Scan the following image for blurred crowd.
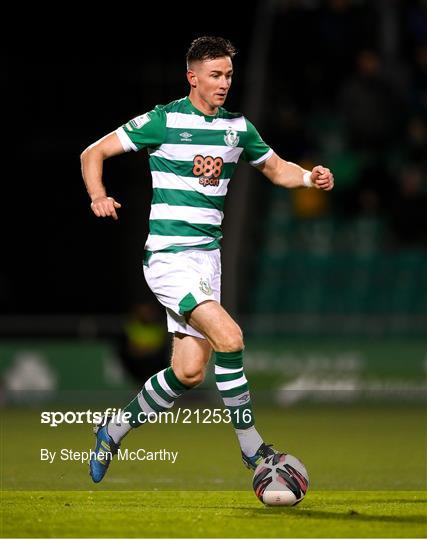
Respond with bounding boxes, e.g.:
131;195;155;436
267;0;427;249
4;0;426;319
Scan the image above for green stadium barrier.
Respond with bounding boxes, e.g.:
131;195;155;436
240;337;427;404
0;340;132;404
0;338;425;404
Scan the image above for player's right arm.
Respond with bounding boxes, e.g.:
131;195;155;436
80;132;125;220
81;106;167;220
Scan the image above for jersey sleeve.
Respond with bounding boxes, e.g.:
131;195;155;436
240;119;273;166
115;105;166;152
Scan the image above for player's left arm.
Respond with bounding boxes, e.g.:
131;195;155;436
256;152;334;191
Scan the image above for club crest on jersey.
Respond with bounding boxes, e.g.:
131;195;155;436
199;277;213;296
224;128;239;147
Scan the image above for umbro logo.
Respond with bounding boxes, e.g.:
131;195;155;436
180;132;192;141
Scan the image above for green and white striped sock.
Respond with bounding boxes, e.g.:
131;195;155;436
107;367;189;443
215;350;263;457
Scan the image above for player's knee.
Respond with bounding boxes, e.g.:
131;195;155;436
215;327;244;352
178;366;205;387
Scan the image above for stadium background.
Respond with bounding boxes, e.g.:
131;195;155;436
2;1;427;537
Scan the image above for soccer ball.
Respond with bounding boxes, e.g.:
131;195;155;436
253;453;309;506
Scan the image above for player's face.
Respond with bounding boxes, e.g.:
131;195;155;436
187;56;233;113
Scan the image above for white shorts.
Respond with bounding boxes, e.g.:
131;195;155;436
143;249;221;339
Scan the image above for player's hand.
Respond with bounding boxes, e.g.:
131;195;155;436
310;166;334;191
90;196;122;220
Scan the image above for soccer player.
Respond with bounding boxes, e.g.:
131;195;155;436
81;36;334;483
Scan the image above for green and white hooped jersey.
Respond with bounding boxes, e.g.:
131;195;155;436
116;97;273;255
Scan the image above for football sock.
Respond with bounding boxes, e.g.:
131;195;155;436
215;350;263;457
107;366;190;444
236;426;264;457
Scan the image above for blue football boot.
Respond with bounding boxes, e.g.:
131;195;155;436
89;420;120;483
242;442;277;470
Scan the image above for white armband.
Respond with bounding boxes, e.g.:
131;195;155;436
303;171;313;188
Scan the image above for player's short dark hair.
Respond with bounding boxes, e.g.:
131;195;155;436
186;36;237;67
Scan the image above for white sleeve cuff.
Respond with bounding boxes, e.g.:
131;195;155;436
249;148;273;166
115;127;138;152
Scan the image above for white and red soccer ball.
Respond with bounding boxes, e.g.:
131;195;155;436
253;453;309;506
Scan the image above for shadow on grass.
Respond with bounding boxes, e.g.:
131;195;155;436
235;507;427;525
359;499;427;504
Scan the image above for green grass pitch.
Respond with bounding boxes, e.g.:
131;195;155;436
1;405;426;537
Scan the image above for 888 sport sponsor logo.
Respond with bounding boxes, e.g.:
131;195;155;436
192;155;223;187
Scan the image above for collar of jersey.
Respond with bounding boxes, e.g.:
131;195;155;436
184;96;222;123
